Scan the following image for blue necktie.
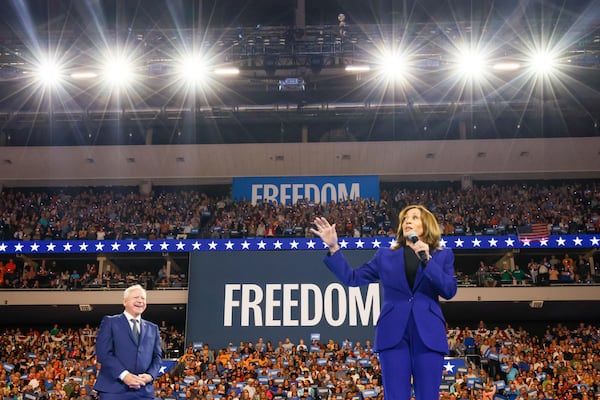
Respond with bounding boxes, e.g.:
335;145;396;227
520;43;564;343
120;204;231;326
131;319;140;343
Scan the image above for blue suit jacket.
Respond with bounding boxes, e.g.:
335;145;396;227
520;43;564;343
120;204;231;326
94;313;162;398
324;246;457;353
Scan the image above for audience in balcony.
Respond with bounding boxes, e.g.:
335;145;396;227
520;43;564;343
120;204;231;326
0;181;598;243
0;180;599;290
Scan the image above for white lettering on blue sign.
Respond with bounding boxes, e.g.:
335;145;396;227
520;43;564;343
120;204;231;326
250;182;361;204
223;283;380;327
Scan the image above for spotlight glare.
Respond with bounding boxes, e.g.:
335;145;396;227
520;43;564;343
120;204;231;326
345;65;371;72
529;51;558;74
379;52;409;80
70;71;98;80
35;60;63;86
101;52;136;87
214;67;240;76
492;62;521;71
177;55;208;83
456;50;486;78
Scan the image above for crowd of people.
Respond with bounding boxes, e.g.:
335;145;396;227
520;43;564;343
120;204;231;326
0;180;599;290
0;322;185;400
0;181;598;243
1;321;599;400
471;254;598;288
0;258;184;290
0;249;597;291
0;181;599;398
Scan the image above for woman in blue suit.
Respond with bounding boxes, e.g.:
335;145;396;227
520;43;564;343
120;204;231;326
311;204;457;400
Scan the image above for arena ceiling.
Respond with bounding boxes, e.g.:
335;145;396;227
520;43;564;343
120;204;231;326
0;1;599;145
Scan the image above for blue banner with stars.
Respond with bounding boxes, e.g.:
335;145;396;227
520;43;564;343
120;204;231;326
0;234;598;254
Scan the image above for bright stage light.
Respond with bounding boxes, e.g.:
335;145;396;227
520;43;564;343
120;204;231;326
492;61;521;71
214;67;240;76
101;52;136;87
34;59;64;86
455;49;487;79
177;55;208;84
70;71;98;80
379;53;409;80
345;65;371;72
528;50;558;74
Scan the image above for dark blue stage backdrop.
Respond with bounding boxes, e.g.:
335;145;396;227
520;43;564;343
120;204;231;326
186;249;380;349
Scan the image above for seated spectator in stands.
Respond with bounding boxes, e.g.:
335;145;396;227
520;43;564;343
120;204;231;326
538;258;550;285
560;264;574;282
511;265;528;285
4;258;17;285
0;261;5;288
548;266;560;282
500;264;513;285
69;270;81;290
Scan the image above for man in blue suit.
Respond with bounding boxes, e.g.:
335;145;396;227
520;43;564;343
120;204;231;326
94;284;162;399
312;205;457;400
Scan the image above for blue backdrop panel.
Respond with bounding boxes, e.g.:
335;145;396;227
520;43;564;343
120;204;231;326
186;249;378;348
232;175;380;204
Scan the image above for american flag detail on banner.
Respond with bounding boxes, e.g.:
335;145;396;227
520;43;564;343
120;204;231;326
517;223;549;242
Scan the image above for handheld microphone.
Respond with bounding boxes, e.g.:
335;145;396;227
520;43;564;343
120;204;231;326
407;231;429;264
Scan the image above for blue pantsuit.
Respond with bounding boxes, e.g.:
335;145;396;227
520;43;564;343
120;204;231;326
323;246;457;399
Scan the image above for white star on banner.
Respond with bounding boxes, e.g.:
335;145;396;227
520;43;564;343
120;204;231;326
356;239;365;248
322;241;329;248
208;241;218;250
556;237;566;246
521;239;531;247
573;237;583;246
290;240;299;249
488;238;498;247
127;242;136;251
79;242;89;251
241;241;250;250
372;239;381;248
505;238;515;247
192;241;201;250
225;241;234;250
144;242;153;250
160;242;169;250
110;242;120;251
540;239;548;246
472;238;481;247
14;243;24;252
306;240;316;249
273;240;283;249
176;242;185;250
591;237;600;246
340;240;348;249
46;243;56;252
439;238;447;248
64;243;73;251
454;238;464;248
443;361;455;373
30;243;40;252
95;242;105;251
257;240;267;249
388;239;397;248
0;243;6;252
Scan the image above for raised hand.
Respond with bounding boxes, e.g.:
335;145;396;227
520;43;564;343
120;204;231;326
310;217;339;252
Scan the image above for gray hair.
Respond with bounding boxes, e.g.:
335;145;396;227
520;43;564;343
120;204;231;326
123;284;146;299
